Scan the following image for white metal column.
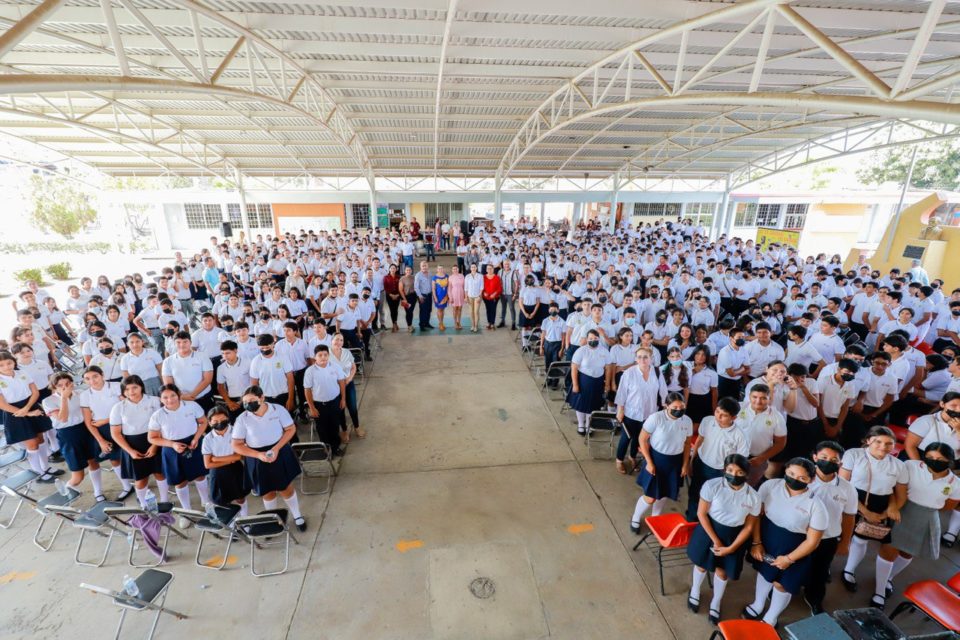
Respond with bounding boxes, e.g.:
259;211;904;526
369;191;378;230
493;176;503;225
518;201;525;222
567;202;582;242
716;176;731;240
540;201;546;229
608;173;621;234
234;166;252;239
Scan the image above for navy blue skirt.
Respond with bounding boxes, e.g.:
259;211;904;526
96;423;121;462
637;449;683;500
56;423;101;472
244;443;300;496
518;304;537;328
751;517;812;594
567;372;605;413
686;392;713;424
210;461;251;505
160;435;207;485
119;432;161;481
687;517;748;579
1;397;51;445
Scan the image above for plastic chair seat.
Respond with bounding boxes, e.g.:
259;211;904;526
196;504;241;532
37;490;79;510
297;445;330;463
75;501;123;528
888;425;910;443
242;521;285;537
903;580;960;631
714;620;780;640
947;572;960;593
115;569;173;610
1;469;39;490
0;448;26;469
646;513;697;548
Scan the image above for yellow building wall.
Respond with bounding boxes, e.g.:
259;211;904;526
797;202;866;258
409;202;426;225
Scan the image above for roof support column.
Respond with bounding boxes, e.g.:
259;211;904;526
882;145;918;261
494;176;503;227
540;201;546;230
0;0;65;60
608;172;621;234
713;175;730;241
234;165;252;240
567;202;582;243
369;189;379;230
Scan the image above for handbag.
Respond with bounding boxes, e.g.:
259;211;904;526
853;457;892;541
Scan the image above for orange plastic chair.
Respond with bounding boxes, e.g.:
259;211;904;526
710;620;779;640
947;572;960;594
890;580;960;632
631;513;698;595
915;341;933;355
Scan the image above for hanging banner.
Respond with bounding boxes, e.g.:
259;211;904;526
755;227;800;251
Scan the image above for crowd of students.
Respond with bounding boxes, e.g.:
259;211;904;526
2;215;959;626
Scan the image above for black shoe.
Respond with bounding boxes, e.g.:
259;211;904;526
709;608;721;625
741;606;762;621
45;467;65;477
841;571;858;593
629;521;641;534
116;487;135;501
870;595;885;611
36;473;56;484
294;516;306;532
577;427;586;435
49;452;64;463
497;322;505;328
803;593;824;616
511;324;517;331
943;533;958;549
885;582;893;599
364;353;372;361
687;595;700;614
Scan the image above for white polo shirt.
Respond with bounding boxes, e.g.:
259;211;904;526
109;395;162;436
736;406;787;456
162;352;213;398
614;366;660;422
908;413;960;453
903;459;960;509
248;354;292;396
303;362;346;402
79;383;122;421
701;477;761;527
816;372;859;419
787;377;820;422
744;341;786;378
758;479;829;534
201;425;236;457
0;372;33;404
232;403;294;448
841;448;907;496
275;337;311;371
858;368;899;408
42;393;84;429
216;357;252;398
147;400;204;440
120;349;164;381
191;328;222;359
810;474;859;539
642;410;693;456
716;345;747;380
697;417;750;470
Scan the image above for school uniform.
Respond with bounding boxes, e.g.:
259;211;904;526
842;448;908;543
686;417;750;521
42;393;97;472
303;362;347;454
687;366;718;424
687;477;761;579
891;460;960;559
79;383;122;462
147;401;206;485
89;353;123;383
161;352;214;412
805;474;859;606
109;396;162;480
233;404;300;495
201;425;251;505
816;372;860;449
907;413;960;453
851;368;899;443
120;348;164;396
636;410;693;501
716;345;747;400
745;341;786;378
615;366;660;462
540;315;565;376
216;357;252;419
0;372;51;444
249;353;293;406
567;344;611;414
736;406;787;484
780;377;821;461
752;479;829;594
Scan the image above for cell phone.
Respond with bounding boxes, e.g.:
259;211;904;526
763;553;777;564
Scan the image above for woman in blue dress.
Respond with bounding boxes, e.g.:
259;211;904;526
432;265;450;332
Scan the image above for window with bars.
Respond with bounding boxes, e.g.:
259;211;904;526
223;203;274;228
632;202;666;217
424;203;464;226
782;203;809;230
184;203;222;229
733;203;757;227
351;204;370;228
226;203;243;225
755;203;781;227
685;202;716;226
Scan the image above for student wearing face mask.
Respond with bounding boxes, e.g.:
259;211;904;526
539;302;565;378
89;337;123;383
743;458;827;626
201;404;251;517
803;441;858;614
568;329;612;435
630;393;692;532
686;397;749;523
815;358;860;449
686;453;759;625
716;328;750;401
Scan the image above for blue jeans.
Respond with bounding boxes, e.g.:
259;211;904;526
402;255;414;270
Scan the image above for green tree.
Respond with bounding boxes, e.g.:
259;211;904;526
28;175;99;238
857;141;960;189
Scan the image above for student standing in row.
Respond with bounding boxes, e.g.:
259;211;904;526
109;375;167;507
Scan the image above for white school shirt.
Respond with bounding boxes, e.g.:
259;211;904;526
79;383;122;421
758;479;829;534
858;368;899;408
787;377;820;421
17;359;53;390
191;328;222;360
736;406;787;456
807;332;845;365
744;377;790;416
147;401;204;441
120;349;164;381
42;393;85;429
275;338;311;372
908;413;960;453
809;475;859;539
303;363;346;402
571;344;611;379
642;410;693;456
109;395;162;436
879;319;917;343
232;403;294;448
784;340;823;370
201;425;236;457
216;357;252;398
700;477;761;527
888;356;914;392
903;459;960;509
331;348;355;378
688;366;718;396
337;306;362;331
248;353;293;396
609;344;637;368
841;448;907;495
920;368;951;401
161;352;213;398
89;353;123;381
744;341;785;378
697;417;750;470
716;345;747;380
234;337;260;361
615;367;660;422
815;372;859;419
540;316;565;342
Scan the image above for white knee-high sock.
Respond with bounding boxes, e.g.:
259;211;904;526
135;486;147;507
175;485;191;510
44;430;59;452
38;442;51;466
947;511;960;538
576;411;587;431
112;465;132;490
875;558;894;598
710;576;728;613
632;498;652;526
89;468;103;496
156;479;169;503
748;574;774;614
194;478;210;505
26;449;45;474
763;589;792;626
890;555;912;581
690;568;707;600
651;497;668;516
282;491;302;520
844;537;868;577
238;500;249;517
262;496;278;511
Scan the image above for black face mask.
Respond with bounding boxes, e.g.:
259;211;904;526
362;294;370;300
925;457;951;473
841;373;856;382
735;338;746;347
946;409;960;419
99;347;114;355
784;476;808;491
669;408;684;418
210;421;229;432
724;473;747;487
260;349;273;357
599;297;607;303
952;310;960;317
90;330;105;338
587;339;600;348
164;329;175;337
261;314;271;321
549;310;558;317
816;459;840;475
161;308;173;314
242;401;260;413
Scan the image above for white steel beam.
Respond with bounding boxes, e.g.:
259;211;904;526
890;0;946;98
97;0;128;75
433;0;458;176
0;0;64;60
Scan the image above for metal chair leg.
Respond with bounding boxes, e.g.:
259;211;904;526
145;587;169;640
0;493;24;529
195;529;235;570
76;527;115;567
889;601;913;621
632;531;651;552
658;546;665;596
113;607;127;640
128;526;172;568
33;513;65;551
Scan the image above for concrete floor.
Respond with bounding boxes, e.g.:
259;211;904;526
1;256;959;639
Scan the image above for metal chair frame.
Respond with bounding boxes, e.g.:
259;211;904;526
172;505;241;571
234;510;299;577
292;442;337;495
1;483;81;551
541;361;571;402
105;505;189;567
79;569;187;640
585;411;622;460
0;468;40;529
45;501;127;567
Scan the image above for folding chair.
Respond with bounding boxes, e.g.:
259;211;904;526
709;620;779;640
79;569;187;640
234;509;299;577
349;347;365;377
1;483;81;551
585;411;621;460
370;326;385;354
541;361;571;401
0;468;40;529
292;442;336;495
0;447;27;479
45;500;126;567
172;505;241;570
105;504;188;568
890;580;960;632
631;513;698;595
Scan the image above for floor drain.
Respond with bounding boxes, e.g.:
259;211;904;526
469;577;496;599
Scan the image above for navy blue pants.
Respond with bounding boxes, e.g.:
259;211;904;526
418;295;433;329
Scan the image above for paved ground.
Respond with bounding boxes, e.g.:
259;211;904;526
0;254;958;639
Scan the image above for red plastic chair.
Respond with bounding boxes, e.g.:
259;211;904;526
947;572;960;594
888;425;910;443
915;342;933;355
890;580;960;632
631;513;698;595
710;620;779;640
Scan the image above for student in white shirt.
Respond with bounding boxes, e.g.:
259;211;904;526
686;453;760;625
201;405;251;517
161;331;215;414
80;366;132;500
615;347;660;474
716;328;750;400
736;383;787;486
568;329;612;435
304;344;348;455
686;397;749;522
120;332;164;396
784;325;827;376
847;352;898;446
816;358;861;449
249;333;295;410
903;391;960;461
43;372;100;493
1;351;58;481
216;340;252;420
109;375;166;506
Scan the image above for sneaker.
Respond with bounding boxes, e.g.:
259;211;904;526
803;593;824;616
